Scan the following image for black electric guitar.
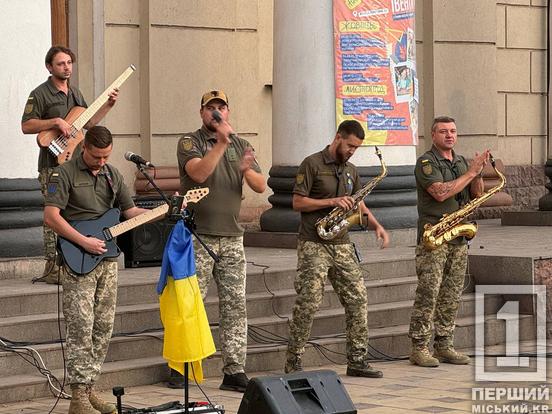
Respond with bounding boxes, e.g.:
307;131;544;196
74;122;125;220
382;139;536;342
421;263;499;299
58;188;208;275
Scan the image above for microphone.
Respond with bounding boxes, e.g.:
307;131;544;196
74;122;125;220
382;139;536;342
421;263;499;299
124;151;155;168
212;110;238;140
212;110;223;123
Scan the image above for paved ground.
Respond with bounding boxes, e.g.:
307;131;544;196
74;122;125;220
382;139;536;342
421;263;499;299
1;340;550;413
243;219;552;271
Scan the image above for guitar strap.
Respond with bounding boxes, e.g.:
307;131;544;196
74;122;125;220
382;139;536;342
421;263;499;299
102;165;117;207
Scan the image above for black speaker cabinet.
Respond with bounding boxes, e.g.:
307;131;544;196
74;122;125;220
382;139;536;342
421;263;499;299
118;197;175;268
237;370;357;414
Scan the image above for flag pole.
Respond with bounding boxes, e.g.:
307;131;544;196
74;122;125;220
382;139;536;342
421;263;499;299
184;362;189;414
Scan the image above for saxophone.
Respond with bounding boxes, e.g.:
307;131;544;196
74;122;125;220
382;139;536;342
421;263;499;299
422;155;506;250
316;147;387;240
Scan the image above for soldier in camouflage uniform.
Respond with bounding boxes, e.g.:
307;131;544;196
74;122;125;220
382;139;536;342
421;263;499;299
175;90;266;392
285;120;389;378
44;126;150;414
409;116;489;367
21;46;119;284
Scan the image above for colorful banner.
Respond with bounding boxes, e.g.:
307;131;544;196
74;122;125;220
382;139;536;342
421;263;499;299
334;0;417;145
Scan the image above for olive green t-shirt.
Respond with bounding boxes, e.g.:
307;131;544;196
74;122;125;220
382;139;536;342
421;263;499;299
22;77;87;171
293;146;362;245
44;154;134;221
415;146;470;245
177;126;262;236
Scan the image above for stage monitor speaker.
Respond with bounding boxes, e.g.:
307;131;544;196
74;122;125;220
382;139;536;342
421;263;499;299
237;370;356;414
118;197;175;268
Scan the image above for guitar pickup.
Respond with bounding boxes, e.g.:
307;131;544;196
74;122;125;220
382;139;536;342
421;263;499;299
103;228;114;241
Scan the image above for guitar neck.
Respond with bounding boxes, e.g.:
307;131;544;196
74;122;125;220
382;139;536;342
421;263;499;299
109;203;168;238
72;65;136;131
107;189;207;239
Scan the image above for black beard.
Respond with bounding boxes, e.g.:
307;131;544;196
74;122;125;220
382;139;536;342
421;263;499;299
336;153;348;164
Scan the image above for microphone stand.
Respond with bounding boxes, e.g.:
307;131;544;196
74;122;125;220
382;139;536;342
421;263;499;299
136;164;171;204
133;164;220;262
133;163;221;413
181;210;220;263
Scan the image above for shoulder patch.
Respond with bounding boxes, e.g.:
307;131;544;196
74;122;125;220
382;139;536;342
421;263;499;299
296;174;304;185
24;103;33;114
47;183;57;194
181;137;193;151
422;163;432;175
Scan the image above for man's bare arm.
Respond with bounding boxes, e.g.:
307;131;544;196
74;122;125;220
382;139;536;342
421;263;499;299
426;151;489;202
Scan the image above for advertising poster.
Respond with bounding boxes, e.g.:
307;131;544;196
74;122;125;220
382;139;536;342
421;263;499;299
334;0;417;145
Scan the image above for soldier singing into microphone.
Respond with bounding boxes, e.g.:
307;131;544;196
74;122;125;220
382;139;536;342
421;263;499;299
174;90;266;392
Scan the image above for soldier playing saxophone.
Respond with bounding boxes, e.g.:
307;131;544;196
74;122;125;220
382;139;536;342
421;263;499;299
284;120;389;378
409;116;489;367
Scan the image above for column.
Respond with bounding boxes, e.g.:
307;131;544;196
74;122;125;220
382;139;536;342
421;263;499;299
261;0;418;232
538;3;552;211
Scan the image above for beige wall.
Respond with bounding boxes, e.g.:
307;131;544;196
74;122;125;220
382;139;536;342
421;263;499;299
72;0;274;218
416;0;547;167
69;0;547;221
497;1;547;166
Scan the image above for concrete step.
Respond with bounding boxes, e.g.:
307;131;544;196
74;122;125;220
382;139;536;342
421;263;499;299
236;275;420;323
0;313;535;405
0;247;415;285
1;289;497;345
0;257;44;281
244;313;537;374
0;291;504;378
0;302;163;343
244;227;417;249
0;254;415;315
0;332;165;377
242;293;505;346
0;273;161;318
0;267;421;320
243;254;416;295
0;356;169;405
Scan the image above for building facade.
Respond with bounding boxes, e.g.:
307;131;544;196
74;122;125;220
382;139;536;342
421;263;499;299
0;0;550;255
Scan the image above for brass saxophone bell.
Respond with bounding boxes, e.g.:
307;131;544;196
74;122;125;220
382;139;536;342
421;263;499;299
345;206;367;229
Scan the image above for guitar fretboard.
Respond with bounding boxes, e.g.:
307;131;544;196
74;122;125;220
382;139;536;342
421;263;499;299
72;65;136;131
109;204;168;238
108;190;207;239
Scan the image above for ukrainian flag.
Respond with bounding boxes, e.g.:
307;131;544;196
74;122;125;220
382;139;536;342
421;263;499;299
157;220;215;382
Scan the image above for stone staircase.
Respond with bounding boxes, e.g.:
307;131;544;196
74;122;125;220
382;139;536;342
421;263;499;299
0;249;536;404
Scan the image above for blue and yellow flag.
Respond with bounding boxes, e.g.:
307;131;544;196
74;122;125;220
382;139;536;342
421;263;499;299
157;220;215;382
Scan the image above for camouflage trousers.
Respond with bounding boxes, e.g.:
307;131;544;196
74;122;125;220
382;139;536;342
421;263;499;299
193;235;247;375
409;243;468;348
62;261;118;385
287;240;369;365
38;168;57;261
